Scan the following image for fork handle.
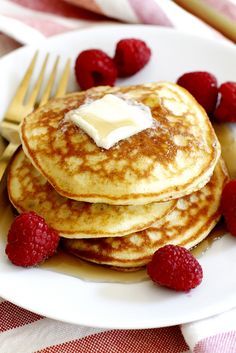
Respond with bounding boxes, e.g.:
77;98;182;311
0;143;19;181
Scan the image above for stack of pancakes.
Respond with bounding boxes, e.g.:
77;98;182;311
7;82;228;270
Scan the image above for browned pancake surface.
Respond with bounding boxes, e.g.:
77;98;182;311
21;82;220;205
8;149;175;238
63;159;228;268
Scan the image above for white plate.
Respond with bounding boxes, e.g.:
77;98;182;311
0;25;236;329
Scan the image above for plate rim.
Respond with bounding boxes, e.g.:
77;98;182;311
0;24;235;65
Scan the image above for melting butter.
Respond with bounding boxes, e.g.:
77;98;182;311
65;94;153;149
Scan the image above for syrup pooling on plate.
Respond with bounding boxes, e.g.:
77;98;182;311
191;220;226;257
41;249;148;283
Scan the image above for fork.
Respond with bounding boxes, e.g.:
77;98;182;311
0;52;70;182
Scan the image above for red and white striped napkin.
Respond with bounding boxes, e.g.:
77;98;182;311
0;1;236;352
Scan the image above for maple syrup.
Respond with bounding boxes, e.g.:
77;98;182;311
41;250;148;283
213;123;236;178
191;221;226;257
0;136;6;156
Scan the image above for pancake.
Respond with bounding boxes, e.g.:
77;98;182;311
63;159;228;268
7;148;175;238
20;82;220;205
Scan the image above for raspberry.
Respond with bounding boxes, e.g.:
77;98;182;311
75;49;117;90
214;82;236;122
177;71;218;115
5;212;59;267
221;180;236;235
147;245;203;291
114;38;151;77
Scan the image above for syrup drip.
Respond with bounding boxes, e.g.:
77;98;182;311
0;136;6;156
213;123;236;178
191;221;226;257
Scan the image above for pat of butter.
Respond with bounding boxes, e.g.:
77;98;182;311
65;94;153;149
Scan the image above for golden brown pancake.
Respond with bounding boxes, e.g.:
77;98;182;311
7;149;175;238
20;82;220;205
63;159;228;268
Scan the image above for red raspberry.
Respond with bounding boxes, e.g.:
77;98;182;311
214;82;236;122
221;180;236;235
147;245;203;291
75;49;117;90
5;212;59;267
114;38;151;77
177;71;218;115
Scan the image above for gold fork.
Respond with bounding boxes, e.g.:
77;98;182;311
0;52;71;181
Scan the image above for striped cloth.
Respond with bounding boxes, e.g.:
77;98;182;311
0;1;236;352
0;0;231;48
